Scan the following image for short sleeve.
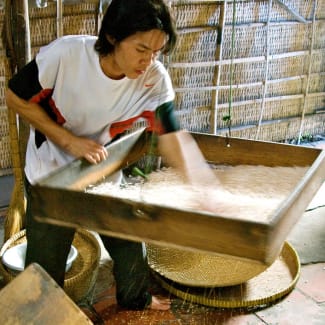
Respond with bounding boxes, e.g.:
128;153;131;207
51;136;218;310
35;37;67;89
8;59;42;100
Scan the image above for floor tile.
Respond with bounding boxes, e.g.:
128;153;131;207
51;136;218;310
288;207;325;264
297;263;325;303
93;287;117;313
171;300;265;325
316;303;325;324
255;289;323;325
99;305;178;325
92;286;178;324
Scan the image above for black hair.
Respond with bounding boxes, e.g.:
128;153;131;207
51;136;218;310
94;0;177;56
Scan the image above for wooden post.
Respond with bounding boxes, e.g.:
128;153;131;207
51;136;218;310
255;0;273;140
297;0;318;144
57;0;63;38
9;0;31;168
210;2;226;135
4;0;31;239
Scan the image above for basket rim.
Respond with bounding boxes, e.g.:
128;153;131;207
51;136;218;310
152;241;300;308
0;228;101;302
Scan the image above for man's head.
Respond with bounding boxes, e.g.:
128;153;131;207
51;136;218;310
95;0;177;56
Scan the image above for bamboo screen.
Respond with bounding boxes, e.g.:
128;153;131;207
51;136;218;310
168;0;325;142
0;0;324;176
0;7;11;175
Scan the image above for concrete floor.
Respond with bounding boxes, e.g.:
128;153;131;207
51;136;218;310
0;140;324;324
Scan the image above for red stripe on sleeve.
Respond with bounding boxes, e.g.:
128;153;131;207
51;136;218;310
109;110;163;138
29;88;66;125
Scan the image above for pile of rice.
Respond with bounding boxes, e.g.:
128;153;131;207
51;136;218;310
86;165;308;222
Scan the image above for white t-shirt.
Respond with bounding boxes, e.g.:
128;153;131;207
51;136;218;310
25;35;174;184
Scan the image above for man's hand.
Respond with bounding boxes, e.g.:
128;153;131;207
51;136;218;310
65;135;108;164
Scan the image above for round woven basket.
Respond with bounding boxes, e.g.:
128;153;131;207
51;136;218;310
151;241;300;308
0;229;100;303
146;243;269;287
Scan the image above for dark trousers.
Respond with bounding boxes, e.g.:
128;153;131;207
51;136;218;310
24;178;151;309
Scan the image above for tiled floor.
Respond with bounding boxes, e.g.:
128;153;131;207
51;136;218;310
79;262;325;324
80;247;324;325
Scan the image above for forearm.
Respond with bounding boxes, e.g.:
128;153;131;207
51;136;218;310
6;88;108;164
6;88;73;151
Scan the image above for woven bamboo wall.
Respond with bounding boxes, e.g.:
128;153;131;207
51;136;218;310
168;0;325;142
0;0;324;176
0;8;11;175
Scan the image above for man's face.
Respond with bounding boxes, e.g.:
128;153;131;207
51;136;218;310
109;29;167;79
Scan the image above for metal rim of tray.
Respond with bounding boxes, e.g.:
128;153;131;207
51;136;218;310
151;241;300;308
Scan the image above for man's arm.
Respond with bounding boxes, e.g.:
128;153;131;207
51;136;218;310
6;61;107;164
156;102;220;186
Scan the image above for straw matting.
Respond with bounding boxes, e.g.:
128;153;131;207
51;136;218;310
146;243;268;287
0;228;100;303
152;241;300;308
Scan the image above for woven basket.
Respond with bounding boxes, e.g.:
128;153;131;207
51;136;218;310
152;241;300;308
146;243;268;287
0;228;100;303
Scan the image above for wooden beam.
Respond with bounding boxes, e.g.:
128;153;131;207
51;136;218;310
274;0;308;24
